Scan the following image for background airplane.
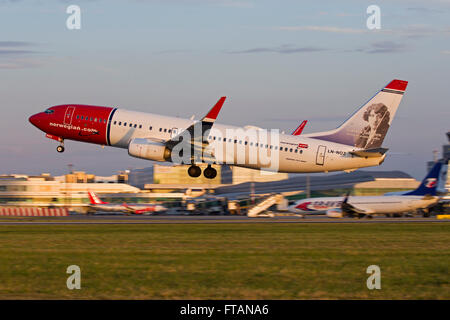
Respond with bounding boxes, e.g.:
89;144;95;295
87;191;167;215
29;80;408;178
288;161;444;218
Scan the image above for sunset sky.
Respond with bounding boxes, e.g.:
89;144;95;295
1;0;449;179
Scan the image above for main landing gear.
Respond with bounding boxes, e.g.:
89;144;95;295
187;164;217;179
188;165;202;178
203;165;217;179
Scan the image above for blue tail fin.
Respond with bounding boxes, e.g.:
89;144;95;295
404;162;443;196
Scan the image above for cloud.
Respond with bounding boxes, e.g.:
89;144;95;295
442;50;450;55
216;0;254;8
274;26;366;34
357;41;407;54
406;7;445;14
274;24;450;39
0;41;35;47
0;58;44;69
226;44;327;54
0;41;45;69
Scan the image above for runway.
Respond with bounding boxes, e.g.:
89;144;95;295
0;214;447;225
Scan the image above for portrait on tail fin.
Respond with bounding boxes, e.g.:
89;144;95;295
355;103;390;149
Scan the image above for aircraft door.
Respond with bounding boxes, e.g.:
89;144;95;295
171;127;179;138
64;106;76;125
316;145;326;165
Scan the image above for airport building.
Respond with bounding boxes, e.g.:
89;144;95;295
215;170;420;199
0;173;140;209
427;131;450;194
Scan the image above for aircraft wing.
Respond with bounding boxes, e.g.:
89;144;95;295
164;97;226;163
341;194;374;215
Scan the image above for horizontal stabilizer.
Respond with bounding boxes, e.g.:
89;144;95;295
350;147;389;158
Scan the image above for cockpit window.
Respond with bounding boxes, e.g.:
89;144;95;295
44;109;54;114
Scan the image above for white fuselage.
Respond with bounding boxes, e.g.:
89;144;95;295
289;196;438;215
108;109;385;173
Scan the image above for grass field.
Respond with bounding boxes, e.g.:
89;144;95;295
0;223;448;299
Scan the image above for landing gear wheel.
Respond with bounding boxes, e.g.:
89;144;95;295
203;165;217;179
188;165;202;178
57;145;65;153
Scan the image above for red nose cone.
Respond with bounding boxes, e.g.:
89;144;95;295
29;113;41;127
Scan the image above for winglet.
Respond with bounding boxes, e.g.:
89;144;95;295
383;79;408;93
202;97;226;123
87;190;108;205
292;120;308;136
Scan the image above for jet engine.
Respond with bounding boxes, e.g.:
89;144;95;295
326;208;343;218
128;138;171;162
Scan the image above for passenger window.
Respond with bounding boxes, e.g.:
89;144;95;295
119;122;122;125
94;118;97;122
90;117;93;121
290;148;293;152
149;126;152;130
114;121;117;125
81;116;84;120
124;122;127;126
164;128;167;132
129;123;132;127
159;128;162;132
139;125;142;129
76;115;79;119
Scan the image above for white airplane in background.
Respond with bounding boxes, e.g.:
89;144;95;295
29;80;408;179
87;191;167;215
288;161;444;218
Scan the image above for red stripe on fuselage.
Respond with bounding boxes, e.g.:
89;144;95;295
39;105;114;145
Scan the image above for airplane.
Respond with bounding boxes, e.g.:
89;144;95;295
288;161;444;218
29;79;408;179
292;120;308;136
87;191;167;215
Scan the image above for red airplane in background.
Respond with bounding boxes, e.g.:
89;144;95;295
87;191;167;215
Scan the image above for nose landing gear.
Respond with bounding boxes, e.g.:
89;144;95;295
56;140;65;153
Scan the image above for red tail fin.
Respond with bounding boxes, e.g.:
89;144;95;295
87;191;108;205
